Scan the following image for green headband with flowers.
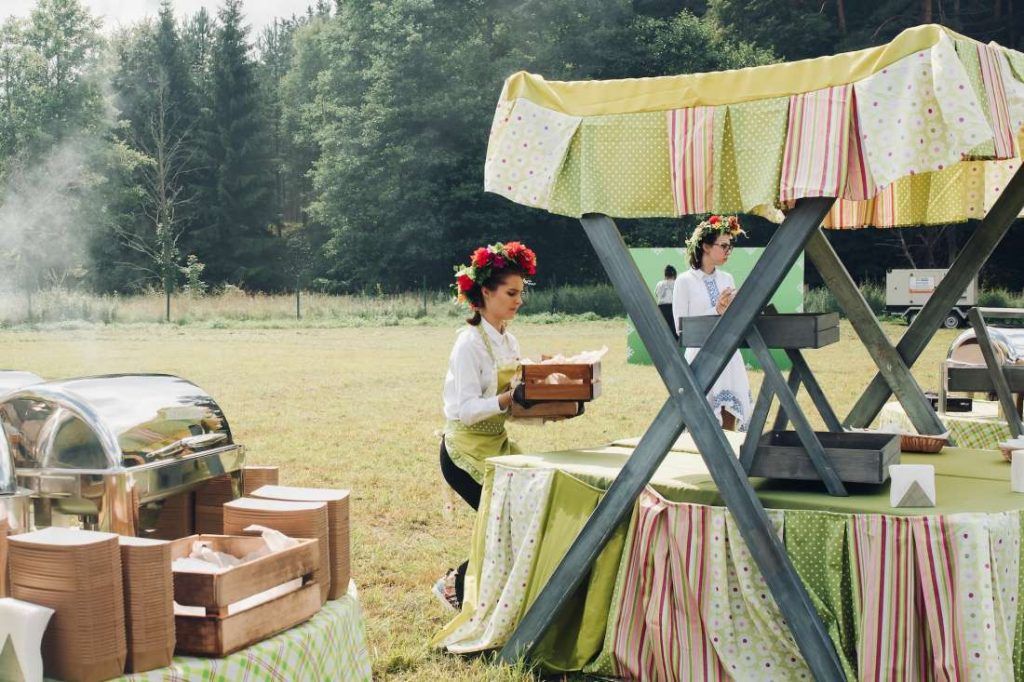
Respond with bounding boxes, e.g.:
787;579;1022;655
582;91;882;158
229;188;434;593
452;241;537;303
684;215;746;264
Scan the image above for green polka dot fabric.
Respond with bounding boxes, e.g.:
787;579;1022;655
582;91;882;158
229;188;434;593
714;97;790;215
784;510;859;681
549;112;676;218
956;38;998;159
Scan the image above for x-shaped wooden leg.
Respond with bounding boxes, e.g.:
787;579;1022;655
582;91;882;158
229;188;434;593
500;199;845;680
847;165;1024;428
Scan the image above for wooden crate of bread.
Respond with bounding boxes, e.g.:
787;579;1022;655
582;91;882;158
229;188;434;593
170;534;321;656
518;362;601;402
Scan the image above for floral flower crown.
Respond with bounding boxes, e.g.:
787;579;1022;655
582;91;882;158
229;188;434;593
452;241;537;303
684;215;746;264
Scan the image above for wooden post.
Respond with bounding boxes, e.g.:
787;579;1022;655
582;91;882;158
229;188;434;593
741;381;775;472
805;229;946;435
500;202;846;681
745;325;847;495
847;164;1024;428
967;307;1024;437
772;369;802;432
785;349;844;432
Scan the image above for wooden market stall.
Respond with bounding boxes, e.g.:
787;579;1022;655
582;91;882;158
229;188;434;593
440;24;1024;680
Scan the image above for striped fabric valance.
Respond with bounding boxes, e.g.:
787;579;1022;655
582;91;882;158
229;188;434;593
483;25;1024;229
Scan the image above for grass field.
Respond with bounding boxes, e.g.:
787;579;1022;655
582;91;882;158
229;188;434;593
0;318;961;680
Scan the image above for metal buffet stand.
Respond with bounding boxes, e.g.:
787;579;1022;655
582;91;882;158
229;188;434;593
0;373;245;536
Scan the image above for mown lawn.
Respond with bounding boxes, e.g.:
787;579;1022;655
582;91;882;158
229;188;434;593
1;319;961;680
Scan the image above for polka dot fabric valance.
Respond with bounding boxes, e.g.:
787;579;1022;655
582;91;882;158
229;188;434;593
483;25;1024;228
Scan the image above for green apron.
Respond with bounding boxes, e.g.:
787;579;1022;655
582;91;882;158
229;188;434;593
444;325;521;484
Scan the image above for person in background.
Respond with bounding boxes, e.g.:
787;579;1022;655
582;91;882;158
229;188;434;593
655;265;678;340
672;215;752;431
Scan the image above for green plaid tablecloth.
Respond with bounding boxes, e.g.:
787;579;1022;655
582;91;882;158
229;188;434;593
878;399;1012;449
118;581;371;682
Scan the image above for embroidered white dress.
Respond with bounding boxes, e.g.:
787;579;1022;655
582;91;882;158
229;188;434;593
672;267;753;431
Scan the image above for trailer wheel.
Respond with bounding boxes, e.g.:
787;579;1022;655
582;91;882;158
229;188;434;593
942;313;961;329
905;311;917;326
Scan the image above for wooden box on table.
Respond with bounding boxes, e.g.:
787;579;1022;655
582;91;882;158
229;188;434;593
680;312;840;349
169;534;321;656
750;431;901;484
518;362;602;402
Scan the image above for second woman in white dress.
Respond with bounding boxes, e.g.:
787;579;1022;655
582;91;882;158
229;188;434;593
672;215;753;431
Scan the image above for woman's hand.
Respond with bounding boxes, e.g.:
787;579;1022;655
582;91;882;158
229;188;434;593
715;288;735;315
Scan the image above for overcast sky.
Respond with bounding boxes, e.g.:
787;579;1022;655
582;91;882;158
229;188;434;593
2;0;316;32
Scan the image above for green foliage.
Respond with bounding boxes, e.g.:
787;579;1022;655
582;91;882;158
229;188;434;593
804;283;889;318
523;284;624;318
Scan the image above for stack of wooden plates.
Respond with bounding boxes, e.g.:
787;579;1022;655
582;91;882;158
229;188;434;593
150;492;195;540
119;537;175;673
251;486;350;599
222;498;330;603
242;466;279;495
8;527;127;682
195;475;238;534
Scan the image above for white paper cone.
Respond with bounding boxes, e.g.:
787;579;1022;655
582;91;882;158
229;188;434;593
889;464;936;507
0;597;54;682
1011;451;1024;493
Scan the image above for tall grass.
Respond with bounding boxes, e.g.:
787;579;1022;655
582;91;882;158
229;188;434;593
3;283;1019;327
0;284;624;327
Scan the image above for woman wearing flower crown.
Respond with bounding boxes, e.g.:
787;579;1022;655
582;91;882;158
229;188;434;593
433;241;537;611
672;215;753;431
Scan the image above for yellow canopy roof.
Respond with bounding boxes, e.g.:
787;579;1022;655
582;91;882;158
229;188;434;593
484;25;1024;228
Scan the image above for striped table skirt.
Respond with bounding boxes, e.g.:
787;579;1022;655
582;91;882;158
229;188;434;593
435;452;1024;680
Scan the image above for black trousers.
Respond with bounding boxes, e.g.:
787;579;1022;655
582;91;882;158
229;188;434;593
440;439;482;603
659;303;679;341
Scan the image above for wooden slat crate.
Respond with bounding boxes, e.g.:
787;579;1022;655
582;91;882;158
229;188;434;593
519;362;601;402
170;534;321;656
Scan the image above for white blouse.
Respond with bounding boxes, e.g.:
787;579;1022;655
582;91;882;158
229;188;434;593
654;279;675;305
442;319;520;425
672;268;736;335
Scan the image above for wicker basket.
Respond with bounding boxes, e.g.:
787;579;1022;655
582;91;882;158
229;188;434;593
900;433;948;454
999;440;1024;462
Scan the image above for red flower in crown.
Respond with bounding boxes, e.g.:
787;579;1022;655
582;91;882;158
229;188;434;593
708;215;721;225
471;247;492;268
457;274;474;292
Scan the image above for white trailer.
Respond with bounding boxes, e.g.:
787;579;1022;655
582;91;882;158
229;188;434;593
885;268;978;328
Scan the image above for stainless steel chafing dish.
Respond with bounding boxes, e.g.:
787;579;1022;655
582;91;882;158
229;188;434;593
0;371;42;534
0;374;244;535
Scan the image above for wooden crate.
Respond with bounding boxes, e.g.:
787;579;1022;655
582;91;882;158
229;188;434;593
680;313;840;349
749;431;900;484
170;534;321;656
519;362;601;402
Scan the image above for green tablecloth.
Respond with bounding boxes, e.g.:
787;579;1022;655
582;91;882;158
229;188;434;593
879;399;1013;450
437;443;1024;680
494;444;1020;515
119;581;371;682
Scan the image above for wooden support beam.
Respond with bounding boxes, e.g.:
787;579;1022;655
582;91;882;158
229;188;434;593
772;369;802;431
847;164;1024;428
741;381;775;472
967;308;1024;437
805;229;946;435
785;349;843;433
501;204;846;681
746;326;847;495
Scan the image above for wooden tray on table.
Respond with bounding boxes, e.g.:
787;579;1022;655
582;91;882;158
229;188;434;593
680;312;840;349
170;534;322;656
749;430;901;484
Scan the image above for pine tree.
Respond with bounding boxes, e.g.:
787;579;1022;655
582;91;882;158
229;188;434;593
192;0;277;288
